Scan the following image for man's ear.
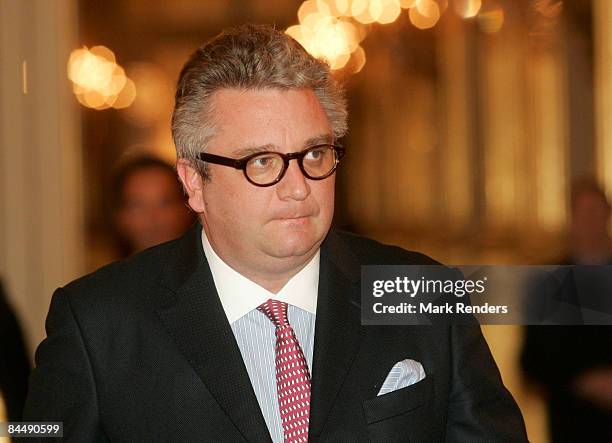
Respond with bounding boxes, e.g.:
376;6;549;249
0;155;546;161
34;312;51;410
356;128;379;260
176;159;206;213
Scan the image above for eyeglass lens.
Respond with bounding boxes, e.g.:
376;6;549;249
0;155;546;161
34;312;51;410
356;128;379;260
245;146;337;185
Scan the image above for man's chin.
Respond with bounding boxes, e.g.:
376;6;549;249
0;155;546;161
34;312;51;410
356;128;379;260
265;232;322;260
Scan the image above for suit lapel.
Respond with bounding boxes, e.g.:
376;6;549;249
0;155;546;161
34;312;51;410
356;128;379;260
309;231;364;438
152;225;365;440
154;224;272;442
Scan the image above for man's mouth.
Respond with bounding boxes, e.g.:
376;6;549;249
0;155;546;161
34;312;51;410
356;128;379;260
276;216;311;223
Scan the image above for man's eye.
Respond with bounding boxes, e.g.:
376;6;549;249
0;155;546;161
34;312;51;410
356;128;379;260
305;148;326;161
250;155;277;168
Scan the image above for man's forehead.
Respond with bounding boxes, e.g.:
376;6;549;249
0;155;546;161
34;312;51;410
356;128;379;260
208;87;334;153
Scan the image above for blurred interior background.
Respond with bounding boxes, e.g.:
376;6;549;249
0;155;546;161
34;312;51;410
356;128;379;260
1;0;611;441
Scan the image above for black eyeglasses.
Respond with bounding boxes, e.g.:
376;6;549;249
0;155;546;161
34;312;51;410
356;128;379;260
197;144;345;187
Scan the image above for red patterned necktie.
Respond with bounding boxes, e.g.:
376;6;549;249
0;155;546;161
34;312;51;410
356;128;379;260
258;299;311;442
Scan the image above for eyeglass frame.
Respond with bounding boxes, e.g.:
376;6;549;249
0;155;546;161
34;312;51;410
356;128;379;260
196;144;346;187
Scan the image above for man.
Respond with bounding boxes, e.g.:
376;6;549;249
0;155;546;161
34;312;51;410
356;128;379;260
111;156;195;258
25;25;527;441
522;179;612;443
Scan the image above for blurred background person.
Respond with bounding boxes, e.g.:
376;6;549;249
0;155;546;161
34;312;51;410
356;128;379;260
0;279;30;422
111;156;195;257
567;178;612;265
521;178;612;443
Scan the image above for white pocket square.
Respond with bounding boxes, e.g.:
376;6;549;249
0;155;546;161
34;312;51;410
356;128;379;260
377;359;426;396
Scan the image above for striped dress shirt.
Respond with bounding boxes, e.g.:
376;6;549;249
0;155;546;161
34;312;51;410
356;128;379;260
201;231;318;443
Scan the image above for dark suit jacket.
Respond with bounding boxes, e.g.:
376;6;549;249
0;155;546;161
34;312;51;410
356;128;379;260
522;257;612;443
25;224;527;442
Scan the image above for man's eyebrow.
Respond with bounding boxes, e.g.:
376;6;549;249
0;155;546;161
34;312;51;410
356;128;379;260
304;134;334;147
230;144;278;157
228;134;334;157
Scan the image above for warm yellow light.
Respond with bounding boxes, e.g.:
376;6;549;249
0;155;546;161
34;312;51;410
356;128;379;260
346;45;367;73
69;46;117;91
415;0;428;15
314;19;353;58
416;0;439;17
350;0;367;15
334;0;351;15
103;92;119;108
478;7;504;33
112;78;137;109
74;90;89;108
72;82;85;95
301;11;317;29
287;25;315;55
317;0;341;17
67;49;87;82
291;0;375;73
399;0;417;8
82;89;108;110
301;11;330;32
68;45;135;110
89;45;116;64
375;0;402;24
352;21;370;42
437;0;449;13
287;24;307;42
352;0;376;24
369;0;384;21
329;52;351;69
68;50;114;91
298;0;321;22
105;65;127;96
409;1;440;28
337;20;361;51
289;9;363;71
454;0;481;18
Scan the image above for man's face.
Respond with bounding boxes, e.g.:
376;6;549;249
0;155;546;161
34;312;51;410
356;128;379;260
572;191;611;242
183;88;336;278
117;167;193;253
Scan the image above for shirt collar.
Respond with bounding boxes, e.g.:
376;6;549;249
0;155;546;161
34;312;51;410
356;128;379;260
201;229;319;324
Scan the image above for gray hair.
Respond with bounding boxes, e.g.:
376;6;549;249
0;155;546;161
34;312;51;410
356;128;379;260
171;24;348;177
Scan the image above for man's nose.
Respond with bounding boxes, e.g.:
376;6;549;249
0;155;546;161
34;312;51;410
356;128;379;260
276;160;310;201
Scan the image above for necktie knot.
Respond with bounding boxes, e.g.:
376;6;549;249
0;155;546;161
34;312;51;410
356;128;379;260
257;299;289;328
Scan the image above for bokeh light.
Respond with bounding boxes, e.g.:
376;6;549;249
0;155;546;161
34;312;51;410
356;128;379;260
288;0;451;73
67;45;136;110
409;0;440;29
352;0;377;24
334;0;351;15
478;6;504;33
399;0;417;8
454;0;482;18
345;45;367;74
287;10;363;70
370;0;402;25
112;78;137;110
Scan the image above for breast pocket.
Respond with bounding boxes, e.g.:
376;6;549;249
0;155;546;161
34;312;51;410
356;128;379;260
363;375;434;424
361;376;436;442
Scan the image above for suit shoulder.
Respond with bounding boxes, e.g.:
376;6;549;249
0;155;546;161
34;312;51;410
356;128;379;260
60;239;177;304
331;229;441;265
